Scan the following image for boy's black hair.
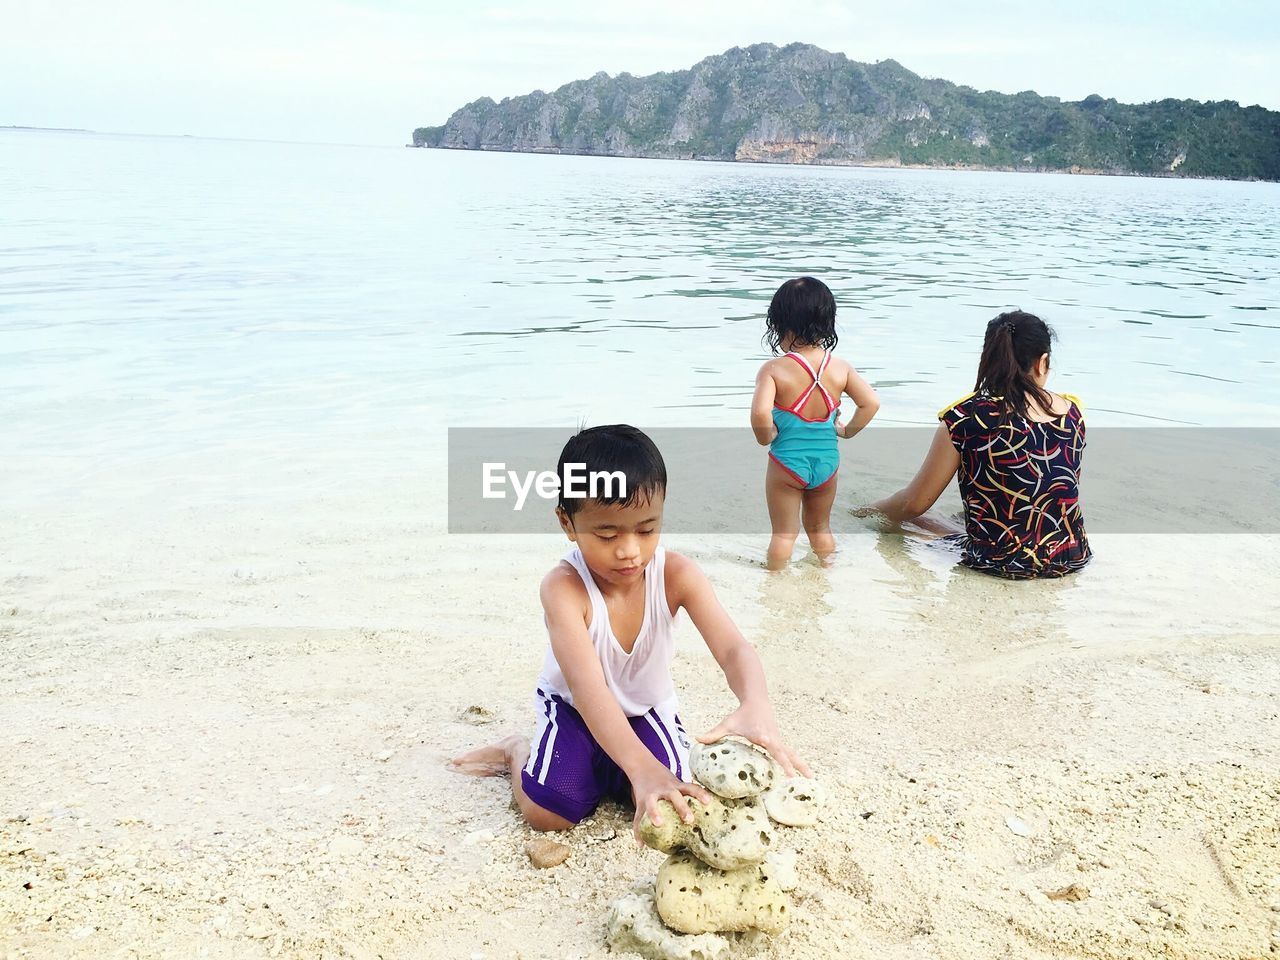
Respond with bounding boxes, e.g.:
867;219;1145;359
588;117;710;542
556;424;667;519
764;276;838;353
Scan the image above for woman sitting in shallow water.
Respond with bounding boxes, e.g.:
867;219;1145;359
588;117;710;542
864;310;1092;579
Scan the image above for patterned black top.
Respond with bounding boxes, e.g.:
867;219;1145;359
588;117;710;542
939;392;1092;579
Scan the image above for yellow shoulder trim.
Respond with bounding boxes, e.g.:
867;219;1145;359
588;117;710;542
937;391;977;420
1059;392;1084;412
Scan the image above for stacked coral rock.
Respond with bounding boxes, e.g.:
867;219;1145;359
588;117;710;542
606;738;826;960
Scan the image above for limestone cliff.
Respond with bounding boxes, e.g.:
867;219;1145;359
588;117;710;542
412;43;1280;181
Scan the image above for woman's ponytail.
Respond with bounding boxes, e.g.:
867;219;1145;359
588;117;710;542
974;311;1055;420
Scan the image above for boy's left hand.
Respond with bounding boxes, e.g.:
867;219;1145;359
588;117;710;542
698;702;812;779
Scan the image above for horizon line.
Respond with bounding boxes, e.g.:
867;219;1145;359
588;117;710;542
0;125;391;149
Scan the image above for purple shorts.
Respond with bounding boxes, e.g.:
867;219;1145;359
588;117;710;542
521;688;691;825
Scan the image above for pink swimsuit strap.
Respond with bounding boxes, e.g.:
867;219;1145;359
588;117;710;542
783;351;836;415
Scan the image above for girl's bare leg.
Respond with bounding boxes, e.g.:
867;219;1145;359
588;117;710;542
765;459;805;570
802;474;838;562
450;735;574;832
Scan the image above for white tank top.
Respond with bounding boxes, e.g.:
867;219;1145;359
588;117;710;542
537;545;680;717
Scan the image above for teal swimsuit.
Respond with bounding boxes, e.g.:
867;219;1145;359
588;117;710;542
769;351;840;490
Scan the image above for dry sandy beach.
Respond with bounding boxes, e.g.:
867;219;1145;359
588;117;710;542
2;483;1278;960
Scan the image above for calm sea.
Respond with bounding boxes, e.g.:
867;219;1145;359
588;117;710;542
2;129;1278;514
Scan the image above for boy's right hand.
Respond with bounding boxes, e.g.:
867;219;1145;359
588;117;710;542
629;760;713;841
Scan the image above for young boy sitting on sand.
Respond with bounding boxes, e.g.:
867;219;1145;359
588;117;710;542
452;425;809;835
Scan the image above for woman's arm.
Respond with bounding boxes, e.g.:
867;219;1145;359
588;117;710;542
541;568;710;830
666;553;811;777
865;423;960;522
838;366;881;439
750;365;778;446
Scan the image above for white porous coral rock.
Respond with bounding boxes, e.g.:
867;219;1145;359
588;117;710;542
689;738;775;799
762;777;827;826
606;882;764;960
638;796;775;870
763;849;798;892
655;851;790;935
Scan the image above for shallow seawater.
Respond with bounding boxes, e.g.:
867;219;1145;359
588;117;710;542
1;130;1278;563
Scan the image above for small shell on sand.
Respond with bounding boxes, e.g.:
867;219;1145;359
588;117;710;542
525;838;571;869
460;705;497;725
583;823;617;844
1005;815;1032;837
1046;884;1090;902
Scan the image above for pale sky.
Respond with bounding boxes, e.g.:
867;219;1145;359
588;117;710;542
5;0;1278;145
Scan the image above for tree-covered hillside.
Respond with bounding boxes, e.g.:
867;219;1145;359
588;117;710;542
413;43;1280;181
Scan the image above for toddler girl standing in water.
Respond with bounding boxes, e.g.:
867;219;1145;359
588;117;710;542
750;277;880;569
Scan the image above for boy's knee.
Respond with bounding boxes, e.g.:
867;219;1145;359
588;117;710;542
518;796;576;832
525;808;576;832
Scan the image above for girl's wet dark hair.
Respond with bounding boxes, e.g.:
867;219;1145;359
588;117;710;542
975;310;1057;420
764;276;838;353
556;424;667;519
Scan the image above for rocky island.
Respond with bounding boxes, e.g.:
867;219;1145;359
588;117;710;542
412;42;1280;181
